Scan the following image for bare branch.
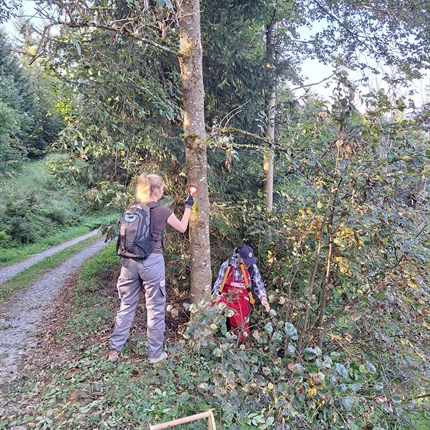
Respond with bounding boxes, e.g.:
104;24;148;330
208;126;270;146
290;72;335;92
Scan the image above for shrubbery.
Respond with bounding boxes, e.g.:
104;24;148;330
4;244;427;429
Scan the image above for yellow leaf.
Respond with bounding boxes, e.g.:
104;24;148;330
308;387;317;398
407;278;419;289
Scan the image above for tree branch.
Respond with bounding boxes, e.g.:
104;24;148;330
208;126;270;146
290;73;335;92
60;20;182;58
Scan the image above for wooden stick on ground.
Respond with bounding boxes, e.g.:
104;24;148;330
149;410;217;430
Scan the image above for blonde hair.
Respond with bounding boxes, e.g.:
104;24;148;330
135;174;164;202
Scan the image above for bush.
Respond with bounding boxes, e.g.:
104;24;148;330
179;299;429;429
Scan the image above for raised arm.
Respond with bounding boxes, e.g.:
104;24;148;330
166;193;194;233
167;207;191;233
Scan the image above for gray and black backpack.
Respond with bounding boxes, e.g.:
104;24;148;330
116;202;158;259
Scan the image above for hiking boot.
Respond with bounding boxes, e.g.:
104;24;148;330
148;352;168;364
107;350;119;362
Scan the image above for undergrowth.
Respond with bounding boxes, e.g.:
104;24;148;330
1;245;428;430
0;212;118;268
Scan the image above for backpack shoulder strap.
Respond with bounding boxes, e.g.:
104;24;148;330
239;263;255;308
219;264;233;293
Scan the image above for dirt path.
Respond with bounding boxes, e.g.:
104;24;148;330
0;231;109;386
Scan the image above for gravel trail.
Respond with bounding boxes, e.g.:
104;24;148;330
0;229;101;283
0;231;109;385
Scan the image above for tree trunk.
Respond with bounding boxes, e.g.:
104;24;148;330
263;21;277;211
316;218;334;349
264;87;275;211
177;0;212;303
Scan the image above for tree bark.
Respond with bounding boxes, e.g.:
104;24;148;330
263;21;278;211
264;88;275;211
177;0;212;303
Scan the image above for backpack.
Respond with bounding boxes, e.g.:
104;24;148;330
219;258;256;309
116;202;158;259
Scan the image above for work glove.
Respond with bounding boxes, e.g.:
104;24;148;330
185;194;194;209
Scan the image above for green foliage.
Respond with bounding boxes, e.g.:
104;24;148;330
1;2;428;428
0;32;32;170
220;86;430;427
201;0;269;132
203;80;429;428
23;61;65;156
3;260;428;429
182;302;412;429
201;0;308;135
303;1;430;79
0;1;20;24
42;9;184;191
0;100;25;170
0;29;65;170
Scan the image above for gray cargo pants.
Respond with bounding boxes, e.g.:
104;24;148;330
109;253;166;360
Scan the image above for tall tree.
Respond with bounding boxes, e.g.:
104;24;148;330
177;0;212;301
0;31;34;169
263;18;277;211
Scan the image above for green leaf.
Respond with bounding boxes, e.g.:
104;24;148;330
66;29;82;56
272;331;283;343
266;416;274;426
284;322;298;340
265;322;273;334
366;362;377;374
342;396;354;410
335;363;349;379
303;347;322;360
306;362;319;373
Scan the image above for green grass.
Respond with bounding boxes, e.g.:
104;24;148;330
0;157;79;210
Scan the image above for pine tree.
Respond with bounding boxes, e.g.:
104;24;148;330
0;32;33;170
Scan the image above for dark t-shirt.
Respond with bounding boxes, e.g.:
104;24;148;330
147;204;173;254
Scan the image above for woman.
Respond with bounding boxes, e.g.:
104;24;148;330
108;173;193;363
213;246;270;344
